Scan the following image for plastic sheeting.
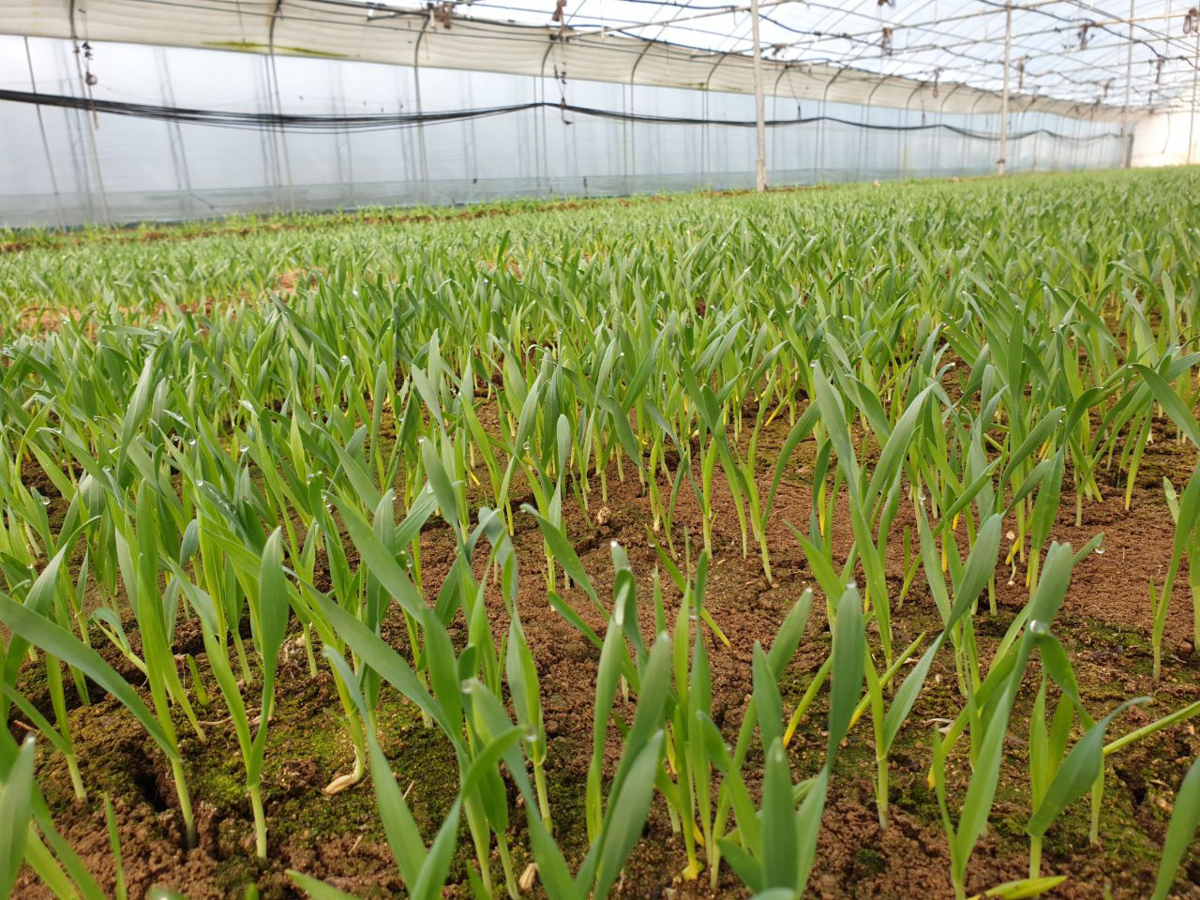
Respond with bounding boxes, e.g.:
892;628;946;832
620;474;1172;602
0;36;1126;228
1131;99;1200;167
0;0;1141;122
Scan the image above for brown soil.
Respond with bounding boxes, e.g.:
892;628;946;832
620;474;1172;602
272;269;320;299
11;405;1200;900
0;269;313;339
9;305;89;335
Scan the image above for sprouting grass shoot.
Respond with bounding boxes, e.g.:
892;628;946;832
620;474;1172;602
0;169;1198;899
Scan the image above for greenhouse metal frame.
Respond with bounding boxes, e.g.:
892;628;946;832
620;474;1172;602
1;0;1197;225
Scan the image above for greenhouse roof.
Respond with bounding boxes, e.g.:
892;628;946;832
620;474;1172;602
2;0;1195;122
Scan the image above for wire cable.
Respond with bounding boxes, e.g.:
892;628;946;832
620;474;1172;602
0;86;1121;142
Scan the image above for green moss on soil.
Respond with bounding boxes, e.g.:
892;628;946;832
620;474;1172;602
854;846;887;876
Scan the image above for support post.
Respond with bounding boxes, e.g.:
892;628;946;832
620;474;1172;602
771;64;791;186
816;69;844;181
75;70;110;223
1120;0;1134;166
998;1;1012;176
332;62;354;207
1070;107;1083;170
413;16;431;204
539;43;555;197
24;37;66;229
67;0;111;224
1189;29;1199;166
963;93;987;173
157;48;194;219
858;79;886;181
750;0;767;192
1027;96;1040;170
267;0;297;213
933;84;962;177
264;56;296;212
899;84;922;179
629;43;653;193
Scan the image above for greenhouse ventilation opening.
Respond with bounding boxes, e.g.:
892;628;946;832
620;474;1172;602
0;0;1197;227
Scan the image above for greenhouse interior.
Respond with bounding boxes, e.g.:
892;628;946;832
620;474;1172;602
1;0;1197;225
2;1;1200;900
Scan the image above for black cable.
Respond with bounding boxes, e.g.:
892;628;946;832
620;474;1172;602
0;87;1119;143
